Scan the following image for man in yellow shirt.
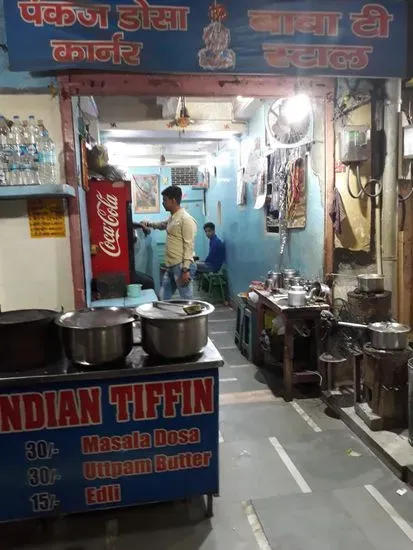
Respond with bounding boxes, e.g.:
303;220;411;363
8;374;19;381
142;186;197;300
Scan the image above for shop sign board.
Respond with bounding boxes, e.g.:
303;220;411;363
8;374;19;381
0;369;219;522
3;1;408;78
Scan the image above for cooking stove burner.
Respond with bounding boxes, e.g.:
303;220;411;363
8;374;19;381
353;288;387;297
363;342;410;355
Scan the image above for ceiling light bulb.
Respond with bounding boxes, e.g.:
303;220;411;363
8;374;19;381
283;94;311;124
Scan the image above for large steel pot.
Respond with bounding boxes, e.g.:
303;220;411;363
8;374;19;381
56;307;135;366
0;309;62;371
137;300;215;359
338;320;410;350
357;274;384;293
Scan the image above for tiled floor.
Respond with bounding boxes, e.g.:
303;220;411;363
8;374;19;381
2;304;413;549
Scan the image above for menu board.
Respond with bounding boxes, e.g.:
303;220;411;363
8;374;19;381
0;369;219;522
27;199;66;239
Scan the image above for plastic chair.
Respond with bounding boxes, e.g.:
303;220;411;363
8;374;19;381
205;265;228;303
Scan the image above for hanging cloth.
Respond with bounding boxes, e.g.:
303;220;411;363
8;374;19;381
329;188;346;235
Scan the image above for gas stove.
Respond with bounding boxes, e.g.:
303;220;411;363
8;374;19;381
352;288;389;298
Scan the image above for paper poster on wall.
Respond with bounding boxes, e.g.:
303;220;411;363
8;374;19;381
133;174;160;214
286;157;307;229
27;199;66;239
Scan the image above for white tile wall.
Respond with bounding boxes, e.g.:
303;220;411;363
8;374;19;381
0;94;74;311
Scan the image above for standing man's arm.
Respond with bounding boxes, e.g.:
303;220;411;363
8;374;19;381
134;219;168;230
181;217;196;283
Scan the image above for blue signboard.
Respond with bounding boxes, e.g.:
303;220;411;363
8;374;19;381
2;0;408;77
0;369;219;523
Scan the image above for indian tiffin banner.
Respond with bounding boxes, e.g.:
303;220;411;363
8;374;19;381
3;0;408;78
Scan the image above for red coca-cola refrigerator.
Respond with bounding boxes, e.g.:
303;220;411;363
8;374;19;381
87;179;136;298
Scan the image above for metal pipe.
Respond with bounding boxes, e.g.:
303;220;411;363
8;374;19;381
382;79;401;313
337;321;368;330
371;84;384;275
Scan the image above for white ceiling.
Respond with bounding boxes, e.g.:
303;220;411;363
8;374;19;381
84;95;261;166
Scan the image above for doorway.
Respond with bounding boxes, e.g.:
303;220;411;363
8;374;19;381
59;75;334;308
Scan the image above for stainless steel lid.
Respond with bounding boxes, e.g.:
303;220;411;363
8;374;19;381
283;268;298;276
357;274;384;281
137;300;214;320
369;322;410;333
56;307;135;329
0;309;57;325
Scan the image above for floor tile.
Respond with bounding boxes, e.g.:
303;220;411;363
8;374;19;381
281;431;394;492
218;439;302;502
334;485;413;550
253;491;377;550
220;402;310;443
295;398;347;432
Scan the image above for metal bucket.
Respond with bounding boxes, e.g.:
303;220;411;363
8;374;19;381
408;358;413;446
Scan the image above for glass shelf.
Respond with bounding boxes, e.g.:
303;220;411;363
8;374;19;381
0;184;76;200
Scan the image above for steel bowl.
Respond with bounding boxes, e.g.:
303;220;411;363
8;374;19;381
137;300;215;359
56;307;135;366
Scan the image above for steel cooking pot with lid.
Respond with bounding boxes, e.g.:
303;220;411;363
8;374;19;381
357;274;385;293
338;320;410;350
56;307;135;366
0;309;62;371
137;300;214;359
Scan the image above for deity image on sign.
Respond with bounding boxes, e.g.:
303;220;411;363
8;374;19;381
198;2;235;70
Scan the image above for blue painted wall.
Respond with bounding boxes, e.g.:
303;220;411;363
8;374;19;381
0;1;54;91
206;101;324;298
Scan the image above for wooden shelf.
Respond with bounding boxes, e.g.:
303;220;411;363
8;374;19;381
0;184;76;200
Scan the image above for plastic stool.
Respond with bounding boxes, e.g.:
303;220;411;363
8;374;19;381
235;302;245;348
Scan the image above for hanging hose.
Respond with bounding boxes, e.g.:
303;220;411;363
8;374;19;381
398;161;413;202
346;164;363;198
346;163;383;199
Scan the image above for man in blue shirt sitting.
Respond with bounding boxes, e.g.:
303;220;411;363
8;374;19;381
196;222;225;273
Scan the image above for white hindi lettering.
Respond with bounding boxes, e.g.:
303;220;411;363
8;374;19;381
96;191;122;258
18;1;110;29
262;43;373;71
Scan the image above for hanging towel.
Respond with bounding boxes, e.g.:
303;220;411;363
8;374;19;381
329;188;346;235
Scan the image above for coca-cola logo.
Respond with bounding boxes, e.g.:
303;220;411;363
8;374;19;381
96;191;121;258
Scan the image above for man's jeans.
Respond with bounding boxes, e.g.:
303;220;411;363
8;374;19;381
160;263;197;300
196;261;214;274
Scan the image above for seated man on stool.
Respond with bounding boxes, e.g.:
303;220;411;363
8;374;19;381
196;222;225;273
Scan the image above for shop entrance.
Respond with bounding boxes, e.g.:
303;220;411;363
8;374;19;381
59;75;334;308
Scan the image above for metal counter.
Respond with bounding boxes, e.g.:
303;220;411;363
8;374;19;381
0;340;223;523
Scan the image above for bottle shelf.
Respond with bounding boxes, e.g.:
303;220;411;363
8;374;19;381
0;184;76;200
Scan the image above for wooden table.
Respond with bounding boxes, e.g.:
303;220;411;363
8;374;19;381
255;290;330;401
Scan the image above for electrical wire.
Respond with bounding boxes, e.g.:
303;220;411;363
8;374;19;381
346;163;383;199
346;164;363;198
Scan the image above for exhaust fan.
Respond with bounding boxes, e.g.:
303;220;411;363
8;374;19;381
266;95;313;149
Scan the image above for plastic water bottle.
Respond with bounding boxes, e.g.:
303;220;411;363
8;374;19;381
21;118;40;185
7;116;23;185
0;116;9;185
38;124;57;185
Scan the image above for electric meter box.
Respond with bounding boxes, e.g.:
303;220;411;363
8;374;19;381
339;125;371;164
